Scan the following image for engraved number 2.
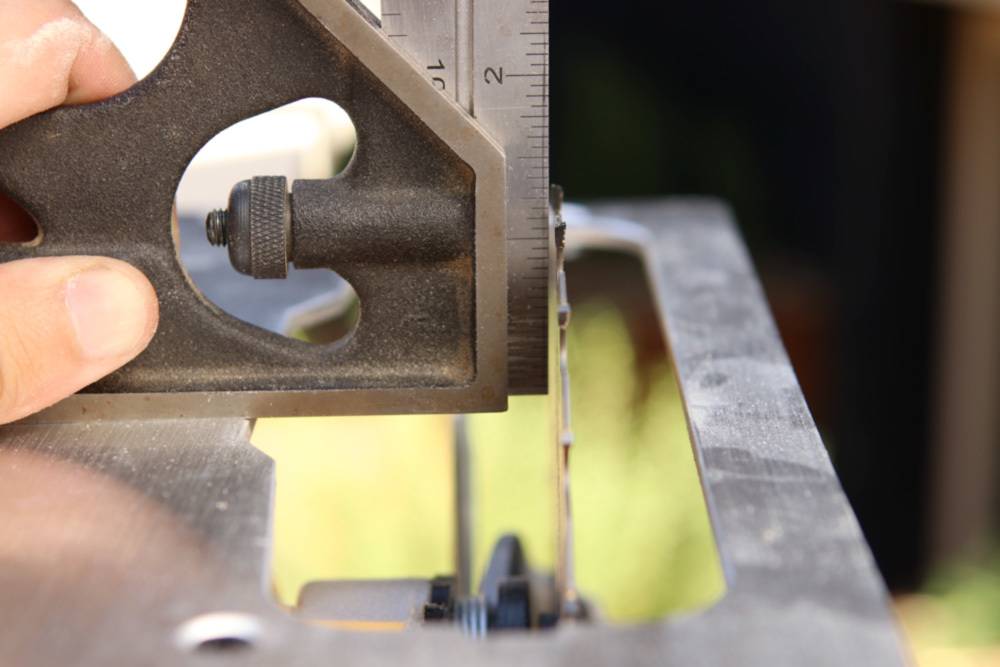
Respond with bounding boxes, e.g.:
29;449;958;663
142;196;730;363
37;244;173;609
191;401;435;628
484;67;504;84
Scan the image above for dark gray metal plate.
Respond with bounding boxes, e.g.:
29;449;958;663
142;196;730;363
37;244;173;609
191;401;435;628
0;0;508;418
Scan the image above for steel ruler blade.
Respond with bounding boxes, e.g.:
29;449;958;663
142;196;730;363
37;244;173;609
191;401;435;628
381;0;551;394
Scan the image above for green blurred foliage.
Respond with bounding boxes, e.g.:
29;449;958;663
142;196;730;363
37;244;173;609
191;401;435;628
257;300;723;620
922;546;1000;646
254;413;456;595
471;301;723;620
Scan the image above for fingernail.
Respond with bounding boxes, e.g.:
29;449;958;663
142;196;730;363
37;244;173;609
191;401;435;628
65;267;150;360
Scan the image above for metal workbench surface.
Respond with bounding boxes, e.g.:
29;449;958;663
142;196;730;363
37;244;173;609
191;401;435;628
0;200;909;666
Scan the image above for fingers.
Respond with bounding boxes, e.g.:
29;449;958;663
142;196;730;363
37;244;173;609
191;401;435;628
0;3;156;422
0;0;135;128
0;1;137;241
0;257;158;424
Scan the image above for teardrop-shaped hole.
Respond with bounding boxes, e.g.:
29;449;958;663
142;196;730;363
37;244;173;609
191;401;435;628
0;194;41;245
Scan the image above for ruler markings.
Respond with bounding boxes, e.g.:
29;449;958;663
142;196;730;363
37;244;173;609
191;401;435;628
383;0;549;392
472;0;550;390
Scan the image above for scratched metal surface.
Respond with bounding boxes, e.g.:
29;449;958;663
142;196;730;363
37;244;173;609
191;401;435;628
0;202;909;665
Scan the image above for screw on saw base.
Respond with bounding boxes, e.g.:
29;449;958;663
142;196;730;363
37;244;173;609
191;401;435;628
455;596;488;639
205;210;229;247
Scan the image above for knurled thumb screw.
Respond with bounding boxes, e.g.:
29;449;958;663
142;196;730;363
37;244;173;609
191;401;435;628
204;176;291;279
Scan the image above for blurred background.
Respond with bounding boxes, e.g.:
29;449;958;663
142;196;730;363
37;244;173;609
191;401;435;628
73;0;1000;664
551;0;1000;663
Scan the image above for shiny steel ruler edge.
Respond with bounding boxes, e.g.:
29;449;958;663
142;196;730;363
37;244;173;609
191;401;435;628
380;0;551;394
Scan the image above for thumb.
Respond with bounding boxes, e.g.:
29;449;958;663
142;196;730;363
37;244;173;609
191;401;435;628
0;256;158;424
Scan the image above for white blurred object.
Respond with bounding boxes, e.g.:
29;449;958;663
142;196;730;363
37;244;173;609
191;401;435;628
75;0;381;78
74;0;187;80
175;100;356;217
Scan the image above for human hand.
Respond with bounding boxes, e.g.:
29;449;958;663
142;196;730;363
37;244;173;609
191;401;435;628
0;0;159;424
